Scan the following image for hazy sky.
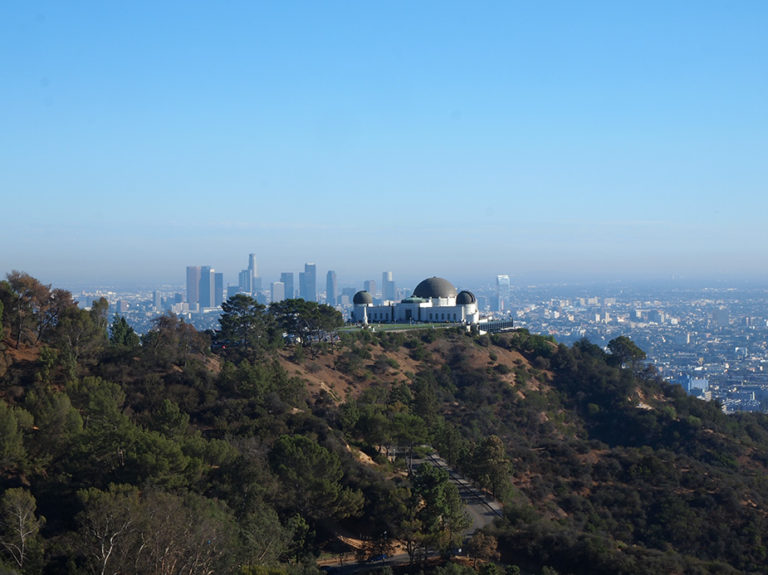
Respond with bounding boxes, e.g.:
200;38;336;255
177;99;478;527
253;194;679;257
2;1;767;289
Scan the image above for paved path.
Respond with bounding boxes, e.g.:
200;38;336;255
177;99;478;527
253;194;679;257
423;453;504;534
321;452;504;573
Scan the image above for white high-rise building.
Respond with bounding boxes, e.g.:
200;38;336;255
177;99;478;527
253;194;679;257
495;275;511;312
382;271;396;301
271;281;285;303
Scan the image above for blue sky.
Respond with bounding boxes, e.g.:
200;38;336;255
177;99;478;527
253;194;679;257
2;1;767;289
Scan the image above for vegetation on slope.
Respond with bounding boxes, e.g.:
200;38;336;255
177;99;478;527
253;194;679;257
1;272;768;574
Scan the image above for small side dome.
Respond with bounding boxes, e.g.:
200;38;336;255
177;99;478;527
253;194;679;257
456;290;477;305
353;290;373;305
413;277;457;299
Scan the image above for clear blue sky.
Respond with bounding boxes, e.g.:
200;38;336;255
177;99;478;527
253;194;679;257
2;1;767;289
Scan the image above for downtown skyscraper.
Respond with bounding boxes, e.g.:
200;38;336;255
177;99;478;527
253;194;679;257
186;266;201;307
280;272;294;300
199;266;215;308
238;253;261;294
299;263;317;302
495;274;511;312
326;270;337;306
364;279;377;299
382;271;396;301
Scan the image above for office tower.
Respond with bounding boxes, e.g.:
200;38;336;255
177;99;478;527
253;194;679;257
495;274;511;312
382;271;396;301
238;269;252;293
153;290;162;310
326;270;338;306
186;266;201;305
199;266;215;308
248;253;262;293
271;281;285;303
248;253;258;278
280;272;295;299
300;263;317;301
341;287;357;299
364;280;377;299
214;272;224;307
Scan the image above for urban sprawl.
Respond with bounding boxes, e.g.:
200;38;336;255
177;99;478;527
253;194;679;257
71;255;768;415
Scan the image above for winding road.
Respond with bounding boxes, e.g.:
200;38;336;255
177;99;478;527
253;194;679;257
422;453;504;534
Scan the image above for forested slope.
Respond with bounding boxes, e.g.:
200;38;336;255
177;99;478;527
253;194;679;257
1;273;768;575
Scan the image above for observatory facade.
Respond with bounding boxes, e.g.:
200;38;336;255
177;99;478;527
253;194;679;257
351;276;480;325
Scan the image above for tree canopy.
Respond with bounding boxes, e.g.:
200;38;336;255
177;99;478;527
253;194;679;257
2;273;768;574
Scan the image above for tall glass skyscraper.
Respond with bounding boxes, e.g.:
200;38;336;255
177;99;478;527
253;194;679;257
271;281;285;303
248;253;262;292
326;270;337;306
382;271;396;301
214;272;224;307
186;266;201;306
280;272;294;299
199;266;215;308
495;274;511;311
300;263;317;302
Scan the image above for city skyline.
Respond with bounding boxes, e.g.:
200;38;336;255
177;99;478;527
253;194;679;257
2;2;768;287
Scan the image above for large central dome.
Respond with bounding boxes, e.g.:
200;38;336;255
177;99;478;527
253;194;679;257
412;277;457;299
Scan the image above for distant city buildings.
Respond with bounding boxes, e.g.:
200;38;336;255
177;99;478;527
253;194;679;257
90;262;768;415
248;253;258;282
382;271;396;301
238;253;261;294
238;269;252;293
280;272;295;300
214;272;224;307
186;266;201;308
198;266;215;308
271;281;285;303
713;307;730;327
299;263;317;302
363;279;377;299
326;270;337;306
494;274;511;311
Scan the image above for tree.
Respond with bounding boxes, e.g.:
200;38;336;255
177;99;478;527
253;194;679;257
239;503;292;566
23;386;83;464
141;313;208;368
2;272;50;347
0;401;29;474
54;301;109;377
216;294;272;359
132;490;237;575
467;532;499;566
36;287;76;344
389;486;425;565
268;299;343;346
412;464;470;555
269;435;361;522
76;484;140;575
472;435;512;499
390;412;427;472
109;316;140;351
607;336;646;371
0;488;44;570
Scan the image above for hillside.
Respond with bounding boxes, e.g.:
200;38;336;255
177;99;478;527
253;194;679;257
2;275;768;574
